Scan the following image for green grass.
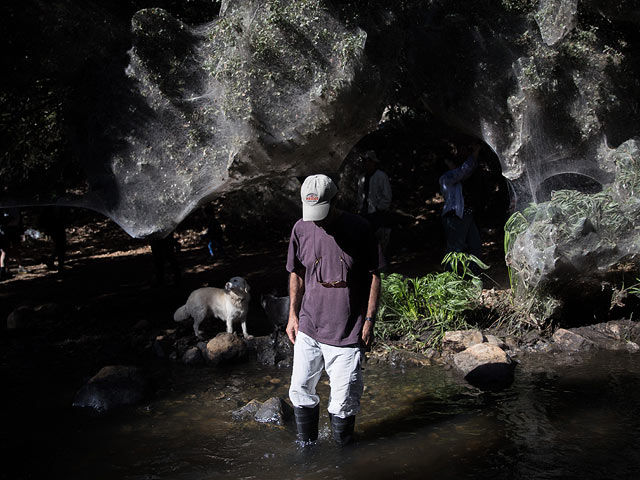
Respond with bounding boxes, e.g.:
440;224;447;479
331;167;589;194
629;278;640;297
376;254;485;351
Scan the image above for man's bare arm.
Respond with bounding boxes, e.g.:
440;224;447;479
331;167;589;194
361;273;381;348
286;269;305;344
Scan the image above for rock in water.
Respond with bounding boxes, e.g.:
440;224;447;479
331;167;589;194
232;399;263;421
254;397;292;426
453;343;515;391
182;346;205;365
72;365;149;412
6;306;35;330
205;332;247;365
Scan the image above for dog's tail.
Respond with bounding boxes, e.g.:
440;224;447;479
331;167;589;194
173;304;190;323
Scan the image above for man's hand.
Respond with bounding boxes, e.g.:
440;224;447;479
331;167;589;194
286;314;299;344
361;318;374;350
362;273;380;350
287;270;304;344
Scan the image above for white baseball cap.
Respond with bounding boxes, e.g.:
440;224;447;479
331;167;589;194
300;174;338;221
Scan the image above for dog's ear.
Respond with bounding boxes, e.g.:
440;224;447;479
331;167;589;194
244;282;251;294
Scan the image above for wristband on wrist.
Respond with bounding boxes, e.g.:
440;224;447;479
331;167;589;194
365;316;375;324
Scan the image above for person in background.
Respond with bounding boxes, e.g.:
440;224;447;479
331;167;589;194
439;143;482;258
203;205;226;260
38;206;68;272
4;208;25;273
286;174;383;446
357;150;392;255
0;219;8;280
0;208;25;278
150;232;181;287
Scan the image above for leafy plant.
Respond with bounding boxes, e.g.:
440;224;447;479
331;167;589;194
628;278;640;297
441;251;489;286
376;255;486;350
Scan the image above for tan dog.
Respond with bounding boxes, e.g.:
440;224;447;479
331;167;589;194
174;276;251;338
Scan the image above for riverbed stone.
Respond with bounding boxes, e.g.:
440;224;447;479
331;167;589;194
504;336;519;351
205;332;247;365
152;334;173;358
453;343;515;391
182;346;204;365
6;306;35;330
254;397;293;426
277;358;292;369
442;330;484;355
232;399;262;422
34;302;65;320
133;319;150;330
553;321;640;352
72;365;149;412
552;328;596;351
602;320;637;341
246;335;277;366
485;334;507;349
6;303;66;331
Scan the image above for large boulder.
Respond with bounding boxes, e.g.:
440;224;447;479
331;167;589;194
3;1;640;299
72;365;149;412
453;343;515;391
506;139;640;295
29;0;386;238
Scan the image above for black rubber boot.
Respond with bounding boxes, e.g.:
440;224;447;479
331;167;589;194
294;405;319;443
329;414;355;446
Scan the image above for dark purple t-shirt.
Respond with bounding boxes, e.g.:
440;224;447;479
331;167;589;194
286;211;384;346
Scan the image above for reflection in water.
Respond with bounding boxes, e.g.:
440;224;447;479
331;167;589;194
5;350;640;479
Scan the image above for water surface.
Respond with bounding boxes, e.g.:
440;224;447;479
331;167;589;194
4;350;640;479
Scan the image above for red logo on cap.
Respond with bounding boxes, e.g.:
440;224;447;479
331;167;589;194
305;193;319;202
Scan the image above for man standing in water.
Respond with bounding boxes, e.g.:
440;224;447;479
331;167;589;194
286;174;383;446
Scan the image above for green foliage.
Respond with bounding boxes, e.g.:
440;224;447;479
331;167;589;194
441;251;489;282
629;278;640;298
376;254;485;350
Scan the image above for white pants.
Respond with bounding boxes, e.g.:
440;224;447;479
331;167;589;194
289;331;363;418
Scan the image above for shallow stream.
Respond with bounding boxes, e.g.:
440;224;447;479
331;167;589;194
5;349;640;479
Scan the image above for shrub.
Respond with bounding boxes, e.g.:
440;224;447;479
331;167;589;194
376;254;486;350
